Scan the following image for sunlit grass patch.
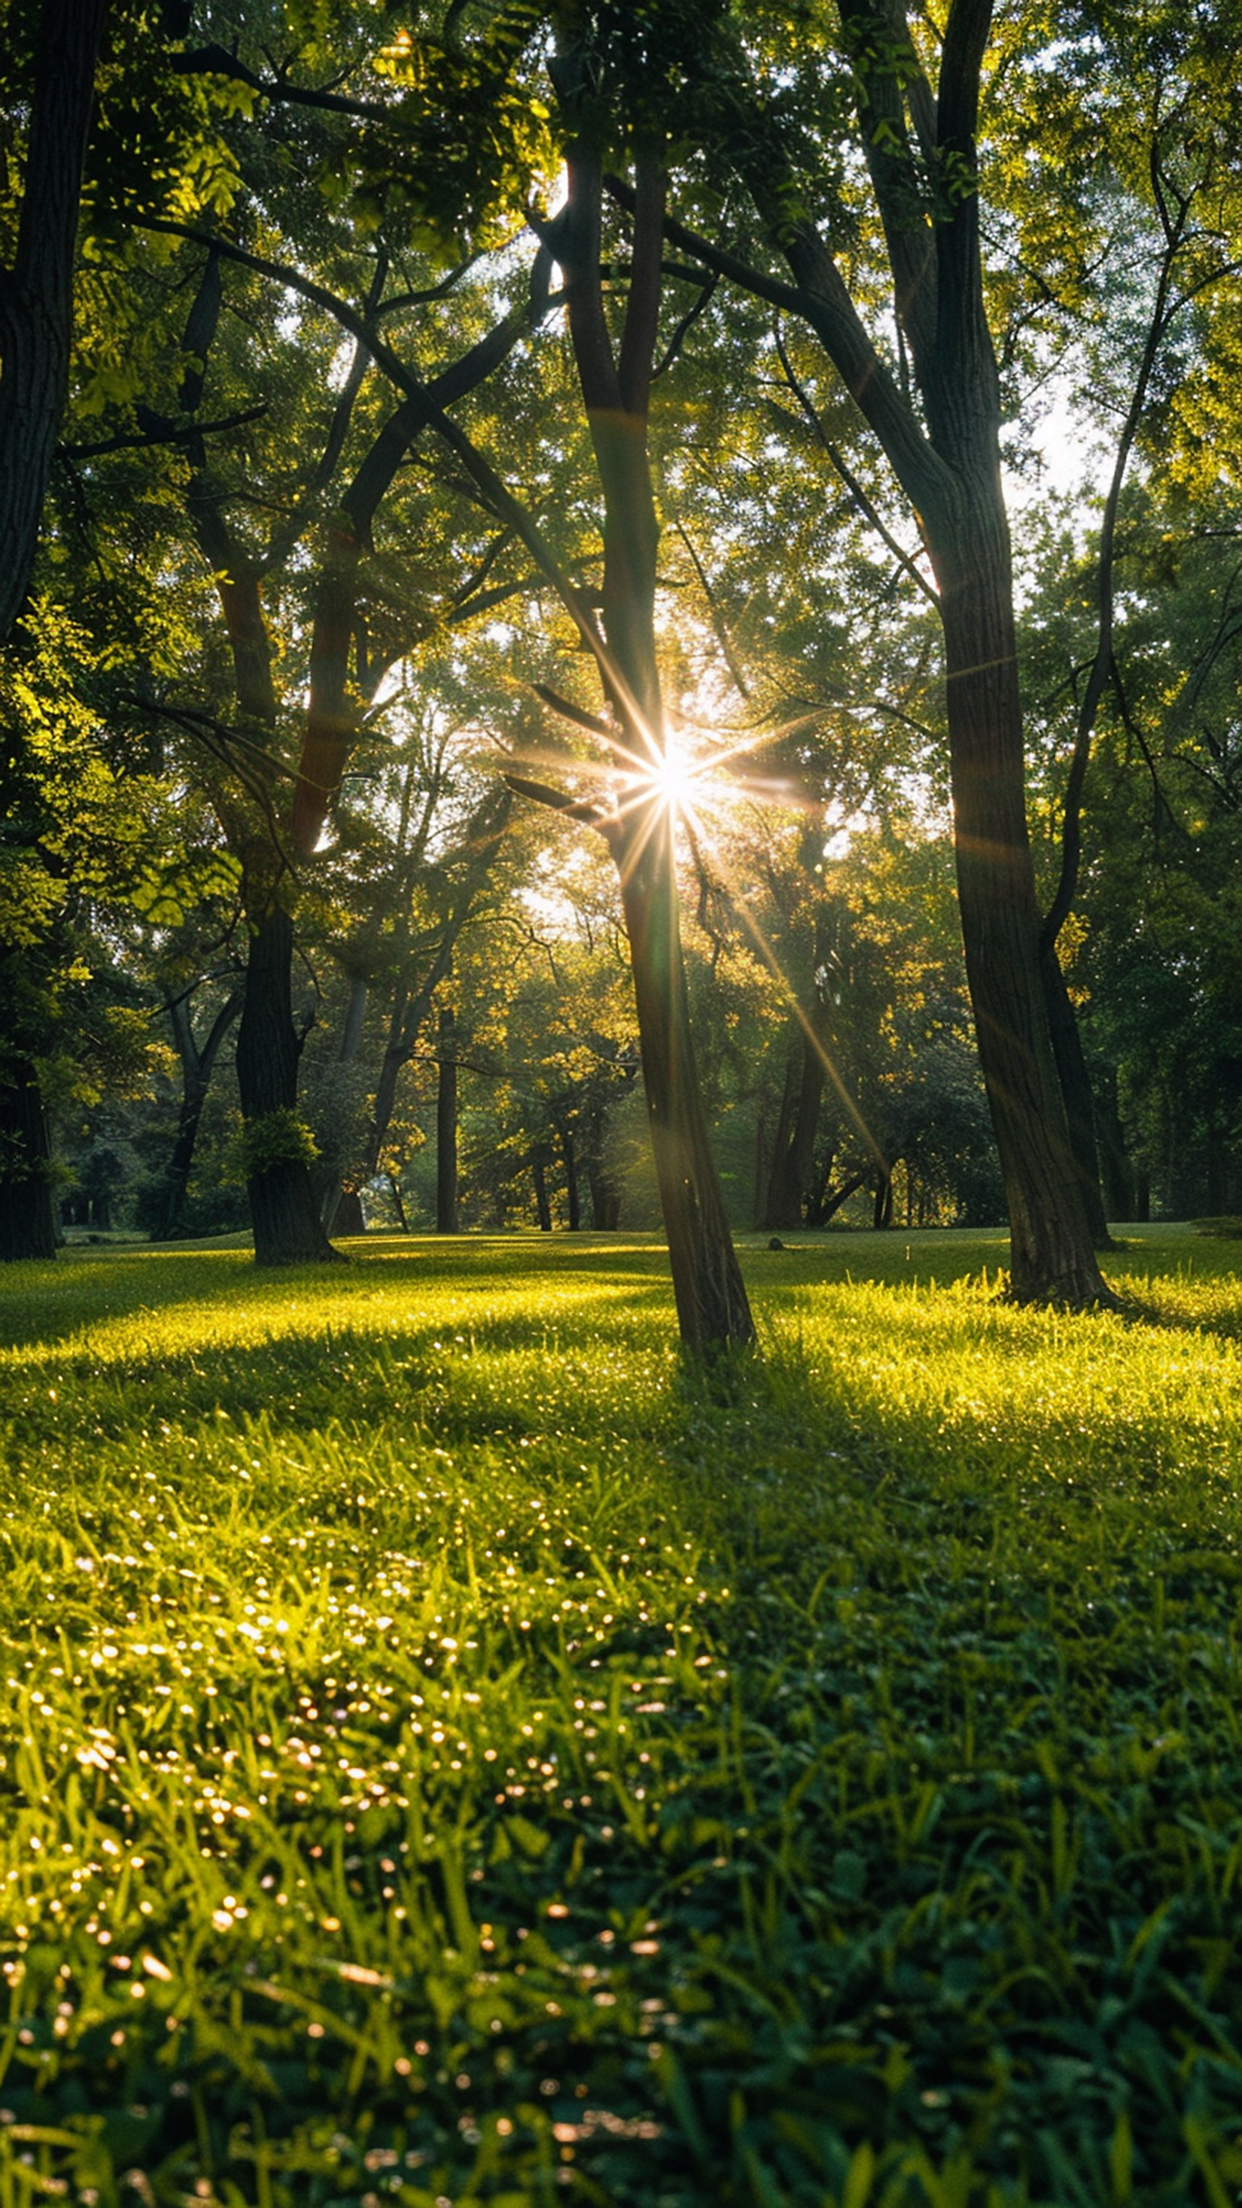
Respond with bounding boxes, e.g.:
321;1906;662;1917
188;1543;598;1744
0;1231;1240;2204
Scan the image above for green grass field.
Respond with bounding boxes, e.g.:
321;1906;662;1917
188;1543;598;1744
2;1226;1241;2207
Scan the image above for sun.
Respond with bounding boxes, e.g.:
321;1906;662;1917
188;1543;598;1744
645;746;699;816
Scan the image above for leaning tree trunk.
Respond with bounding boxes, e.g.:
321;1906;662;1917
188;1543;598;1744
235;885;341;1265
0;1059;58;1259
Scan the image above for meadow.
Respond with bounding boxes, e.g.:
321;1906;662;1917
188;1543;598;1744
1;1225;1241;2208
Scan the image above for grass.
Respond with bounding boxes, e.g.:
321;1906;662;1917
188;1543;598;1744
0;1225;1241;2207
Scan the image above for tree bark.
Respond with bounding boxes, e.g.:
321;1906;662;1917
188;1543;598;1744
235;882;341;1265
0;1059;58;1260
435;1006;459;1233
0;0;110;643
934;542;1107;1301
618;810;754;1345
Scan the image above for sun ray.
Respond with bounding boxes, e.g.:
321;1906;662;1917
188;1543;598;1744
680;831;889;1175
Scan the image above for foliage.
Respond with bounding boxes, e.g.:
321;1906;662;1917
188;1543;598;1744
239;1108;321;1177
1;1233;1242;2201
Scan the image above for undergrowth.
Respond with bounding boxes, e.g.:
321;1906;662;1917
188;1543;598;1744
0;1226;1240;2207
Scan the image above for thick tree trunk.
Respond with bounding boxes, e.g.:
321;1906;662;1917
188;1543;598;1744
1040;948;1113;1247
618;810;753;1348
436;1007;459;1234
0;1060;58;1259
0;0;110;643
235;896;341;1265
933;530;1112;1305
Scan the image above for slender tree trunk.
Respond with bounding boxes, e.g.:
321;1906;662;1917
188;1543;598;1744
235;884;341;1265
1040;949;1113;1246
153;1072;212;1242
388;1172;408;1232
762;1029;825;1231
586;1150;621;1230
561;1124;581;1229
1095;1066;1134;1222
319;973;368;1234
532;1152;552;1232
152;986;243;1240
808;1164;870;1228
436;1007;459;1234
0;1060;58;1259
553;130;754;1350
752;1101;767;1228
618;811;753;1346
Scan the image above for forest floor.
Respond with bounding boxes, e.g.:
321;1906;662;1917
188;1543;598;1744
1;1225;1241;2207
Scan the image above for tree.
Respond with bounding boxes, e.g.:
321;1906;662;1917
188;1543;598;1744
624;0;1120;1301
180;8;757;1344
0;0;111;643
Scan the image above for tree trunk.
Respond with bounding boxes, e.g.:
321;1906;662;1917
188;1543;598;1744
0;1059;58;1260
436;1006;459;1233
1095;1065;1135;1222
586;1154;622;1230
561;1124;581;1229
319;973;368;1233
711;14;1115;1308
235;895;342;1265
1040;948;1113;1247
0;0;110;643
152;986;243;1240
761;1028;824;1231
873;1167;894;1231
618;810;753;1348
539;124;754;1351
933;537;1112;1304
532;1151;552;1232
